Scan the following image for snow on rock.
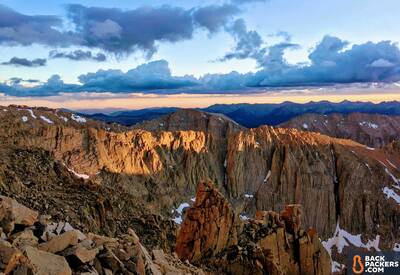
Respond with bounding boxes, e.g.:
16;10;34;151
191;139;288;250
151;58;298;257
383;187;400;204
322;223;380;256
64;164;90;180
40;115;53;124
387;159;398;169
71;114;87;123
263;170;271;183
173;216;183;224
244;194;254;198
332;261;345;273
366;146;375;150
384;168;400;185
359;121;379;129
393;243;400;252
59;116;68;122
302;123;309;129
239;214;249;221
27;109;37;119
21;116;28;122
172;202;190;224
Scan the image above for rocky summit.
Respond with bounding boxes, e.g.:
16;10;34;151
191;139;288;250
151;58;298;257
0;105;399;274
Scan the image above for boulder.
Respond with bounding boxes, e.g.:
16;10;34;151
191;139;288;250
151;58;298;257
0;242;24;273
10;230;38;249
0;196;38;232
24;246;72;275
39;230;78;253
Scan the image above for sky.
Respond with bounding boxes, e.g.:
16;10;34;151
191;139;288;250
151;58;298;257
0;0;400;110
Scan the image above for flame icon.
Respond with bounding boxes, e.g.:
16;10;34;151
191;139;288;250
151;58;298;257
352;255;364;274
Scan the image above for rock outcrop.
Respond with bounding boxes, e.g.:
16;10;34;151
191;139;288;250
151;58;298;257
0;195;205;275
176;181;331;274
280;112;400;148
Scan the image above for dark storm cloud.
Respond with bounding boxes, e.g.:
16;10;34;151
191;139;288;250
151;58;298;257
0;4;79;47
1;57;46;67
65;4;240;57
192;4;241;33
0;3;240;58
49;50;106;62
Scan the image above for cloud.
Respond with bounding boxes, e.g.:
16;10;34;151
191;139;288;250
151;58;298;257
66;4;240;58
1;57;46;67
78;60;199;92
0;3;240;58
2;36;400;96
0;75;78;97
192;4;240;33
219;19;266;63
369;58;395;68
49;50;106;62
231;0;268;4
0;4;79;47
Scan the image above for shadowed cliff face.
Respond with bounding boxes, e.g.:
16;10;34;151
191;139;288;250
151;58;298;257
0;105;399;272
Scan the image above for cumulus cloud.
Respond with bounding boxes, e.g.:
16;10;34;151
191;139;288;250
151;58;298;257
231;0;268;4
49;50;106;62
0;75;78;97
78;60;199;92
2;36;400;96
220;19;266;63
1;57;46;67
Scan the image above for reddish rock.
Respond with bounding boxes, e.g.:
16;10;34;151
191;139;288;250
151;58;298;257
176;181;238;263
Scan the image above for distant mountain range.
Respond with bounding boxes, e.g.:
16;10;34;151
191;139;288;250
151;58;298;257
83;101;400;128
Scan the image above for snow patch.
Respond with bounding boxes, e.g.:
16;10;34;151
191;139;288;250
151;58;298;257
21;116;28;122
71;114;87;123
239;214;249;221
59;116;68;122
27;109;37;119
322;223;380;256
244;194;254;198
332;261;345;273
302;123;309;129
359;121;379;129
387;159;398;169
40;115;53;124
366;146;375;150
263;170;271;183
383;167;399;185
64;165;89;180
393;243;400;252
383;187;400;204
172;202;190;225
